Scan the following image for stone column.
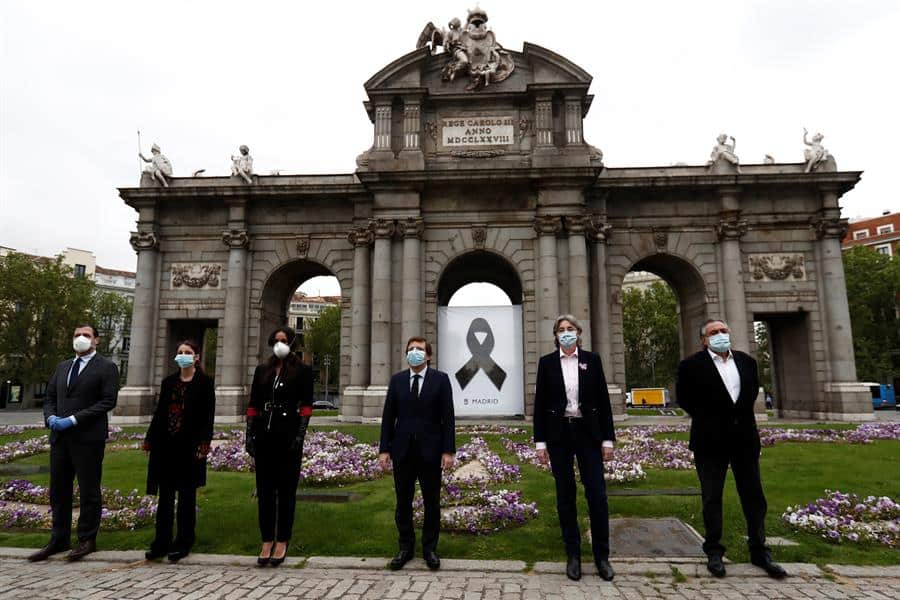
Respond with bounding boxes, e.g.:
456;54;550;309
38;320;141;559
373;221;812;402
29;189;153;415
399;217;424;346
565;215;591;349
534;97;553;147
402;104;420;151
715;191;751;353
373;103;392;152
588;217;613;368
219;206;250;418
534;215;562;351
814;193;872;420
342;227;373;421
113;229;159;422
364;218;395;418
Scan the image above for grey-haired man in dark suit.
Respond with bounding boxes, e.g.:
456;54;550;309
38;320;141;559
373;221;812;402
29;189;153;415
28;324;119;562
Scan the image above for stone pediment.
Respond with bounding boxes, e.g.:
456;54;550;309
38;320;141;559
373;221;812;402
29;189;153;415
364;42;592;100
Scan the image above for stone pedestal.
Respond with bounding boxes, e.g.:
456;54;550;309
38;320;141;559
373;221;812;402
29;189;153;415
340;385;365;422
822;383;874;422
608;384;627;421
754;387;768;423
110;386;156;424
362;386;388;421
216;385;248;422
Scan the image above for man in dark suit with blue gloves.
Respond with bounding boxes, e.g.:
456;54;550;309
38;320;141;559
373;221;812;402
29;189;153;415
676;319;786;579
28;324;119;562
379;336;456;571
534;314;616;582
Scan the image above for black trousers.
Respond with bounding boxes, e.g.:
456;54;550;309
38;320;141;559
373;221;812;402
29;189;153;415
151;484;197;552
694;449;768;558
49;436;105;543
546;420;610;561
254;438;302;542
392;439;442;554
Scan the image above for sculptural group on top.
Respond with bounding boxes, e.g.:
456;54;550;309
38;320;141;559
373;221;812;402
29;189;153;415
417;7;515;91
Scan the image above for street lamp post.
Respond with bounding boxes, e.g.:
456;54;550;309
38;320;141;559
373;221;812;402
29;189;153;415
323;355;332;406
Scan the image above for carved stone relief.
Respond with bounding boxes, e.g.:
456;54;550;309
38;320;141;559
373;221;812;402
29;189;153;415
471;225;487;248
296;235;311;258
129;231;159;252
748;254;806;282
222;229;250;249
171;264;223;289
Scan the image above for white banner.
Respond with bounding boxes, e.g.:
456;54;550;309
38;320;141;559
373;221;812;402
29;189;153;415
438;306;524;416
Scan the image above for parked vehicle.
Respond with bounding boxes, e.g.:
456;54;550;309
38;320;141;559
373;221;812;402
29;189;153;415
312;400;336;410
630;387;668;407
867;383;896;410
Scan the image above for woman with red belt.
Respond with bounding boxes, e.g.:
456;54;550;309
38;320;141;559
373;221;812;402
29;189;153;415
245;326;314;566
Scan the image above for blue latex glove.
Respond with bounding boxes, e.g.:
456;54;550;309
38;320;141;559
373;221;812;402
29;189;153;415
51;416;76;432
47;415;59;429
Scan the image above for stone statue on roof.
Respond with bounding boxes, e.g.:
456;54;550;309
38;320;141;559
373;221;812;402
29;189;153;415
231;144;254;184
802;128;833;172
139;143;173;187
417;7;515;91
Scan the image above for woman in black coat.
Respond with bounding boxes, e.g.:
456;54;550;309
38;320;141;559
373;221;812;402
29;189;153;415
142;339;216;562
245;326;314;566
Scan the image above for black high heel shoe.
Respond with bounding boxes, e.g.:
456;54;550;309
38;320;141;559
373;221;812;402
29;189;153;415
270;543;288;567
257;544;273;566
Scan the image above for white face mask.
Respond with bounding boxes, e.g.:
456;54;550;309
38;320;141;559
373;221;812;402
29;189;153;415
73;335;92;353
273;341;291;359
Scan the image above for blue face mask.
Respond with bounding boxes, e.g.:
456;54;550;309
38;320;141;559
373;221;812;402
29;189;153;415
708;332;731;353
174;354;195;369
558;331;578;349
407;348;426;367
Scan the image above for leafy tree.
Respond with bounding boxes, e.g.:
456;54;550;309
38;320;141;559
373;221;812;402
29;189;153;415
92;290;133;356
622;281;680;389
0;252;95;386
843;245;900;382
304;305;341;385
754;321;772;394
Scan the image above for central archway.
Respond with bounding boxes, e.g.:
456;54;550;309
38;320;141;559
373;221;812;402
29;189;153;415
435;250;525;417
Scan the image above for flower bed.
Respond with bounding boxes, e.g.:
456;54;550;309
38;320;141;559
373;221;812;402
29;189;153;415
455;424;527;436
0;425;43;436
447;437;520;487
0;436;49;464
500;437;647;483
0;479;156;531
413;486;538;534
783;490;899;547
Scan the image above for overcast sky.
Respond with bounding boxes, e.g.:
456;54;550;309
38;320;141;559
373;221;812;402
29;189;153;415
2;1;898;297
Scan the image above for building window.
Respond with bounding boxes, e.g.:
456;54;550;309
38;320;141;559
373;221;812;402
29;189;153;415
122;337;131;352
296;317;304;330
875;244;892;257
74;264;86;278
877;224;894;235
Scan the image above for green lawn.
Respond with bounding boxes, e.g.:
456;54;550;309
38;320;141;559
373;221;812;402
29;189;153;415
1;424;897;565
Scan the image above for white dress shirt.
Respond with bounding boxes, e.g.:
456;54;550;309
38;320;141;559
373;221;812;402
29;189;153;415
408;366;427;397
708;348;740;403
536;348;613;450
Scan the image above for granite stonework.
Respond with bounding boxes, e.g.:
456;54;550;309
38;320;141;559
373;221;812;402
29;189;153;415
113;22;872;424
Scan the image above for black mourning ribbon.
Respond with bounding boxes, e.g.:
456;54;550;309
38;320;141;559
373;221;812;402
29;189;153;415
455;318;507;390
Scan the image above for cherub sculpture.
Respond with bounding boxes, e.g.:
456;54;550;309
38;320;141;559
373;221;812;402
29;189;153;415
231;144;254;184
139;143;173;187
802;128;831;173
708;134;741;173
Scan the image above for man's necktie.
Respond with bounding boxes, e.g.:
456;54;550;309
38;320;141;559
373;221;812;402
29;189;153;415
411;374;420;399
69;358;81;387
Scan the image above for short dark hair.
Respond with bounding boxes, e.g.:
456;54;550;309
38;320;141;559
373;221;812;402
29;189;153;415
699;318;728;338
406;336;432;356
175;339;204;372
74;324;99;338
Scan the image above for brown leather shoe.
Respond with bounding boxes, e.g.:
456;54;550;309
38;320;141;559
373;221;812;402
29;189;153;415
66;539;96;561
27;540;71;562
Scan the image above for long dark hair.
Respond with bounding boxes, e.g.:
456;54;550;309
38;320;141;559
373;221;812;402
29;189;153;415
263;326;298;380
176;339;204;373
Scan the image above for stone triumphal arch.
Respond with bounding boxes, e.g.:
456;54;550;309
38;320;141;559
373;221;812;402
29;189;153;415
116;10;872;423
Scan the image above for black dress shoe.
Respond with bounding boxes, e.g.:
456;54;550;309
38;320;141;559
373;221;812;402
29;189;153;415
707;554;726;578
566;555;582;581
596;559;615;581
66;539;96;561
145;547;168;560
751;555;787;579
27;540;71;562
270;544;288;567
424;551;440;570
167;548;190;562
389;549;414;571
257;543;273;566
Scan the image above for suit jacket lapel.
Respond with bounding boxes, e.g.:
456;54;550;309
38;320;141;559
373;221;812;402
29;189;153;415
551;354;567;409
577;352;586;409
68;355;98;393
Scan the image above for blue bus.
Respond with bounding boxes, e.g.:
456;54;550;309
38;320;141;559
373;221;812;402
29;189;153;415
867;383;896;409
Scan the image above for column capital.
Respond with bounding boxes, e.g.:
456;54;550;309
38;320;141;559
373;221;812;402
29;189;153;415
564;214;591;235
533;215;563;236
812;215;849;240
129;231;159;252
348;227;374;247
715;215;748;241
222;228;250;249
368;218;396;239
398;217;425;239
587;215;612;243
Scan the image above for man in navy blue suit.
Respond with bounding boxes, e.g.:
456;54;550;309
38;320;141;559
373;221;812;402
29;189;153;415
676;319;787;579
534;314;616;582
379;336;456;571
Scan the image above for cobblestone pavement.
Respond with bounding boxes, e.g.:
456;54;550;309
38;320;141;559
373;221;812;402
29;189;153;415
1;558;898;600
